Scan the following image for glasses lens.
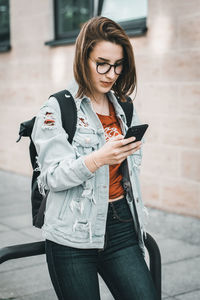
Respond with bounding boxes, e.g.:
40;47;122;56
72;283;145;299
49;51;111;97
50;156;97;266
97;63;110;74
115;63;123;75
96;62;123;74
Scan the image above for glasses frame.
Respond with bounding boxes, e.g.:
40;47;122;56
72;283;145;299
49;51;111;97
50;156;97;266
89;57;124;75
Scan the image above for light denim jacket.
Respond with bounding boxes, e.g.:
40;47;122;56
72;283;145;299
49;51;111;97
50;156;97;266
31;84;148;253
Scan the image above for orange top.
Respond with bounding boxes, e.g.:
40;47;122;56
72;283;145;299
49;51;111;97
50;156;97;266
97;101;125;199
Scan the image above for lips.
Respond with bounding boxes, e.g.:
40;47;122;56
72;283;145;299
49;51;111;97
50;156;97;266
100;81;113;88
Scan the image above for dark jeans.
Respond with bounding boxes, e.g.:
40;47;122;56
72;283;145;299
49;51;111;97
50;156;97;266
45;196;158;300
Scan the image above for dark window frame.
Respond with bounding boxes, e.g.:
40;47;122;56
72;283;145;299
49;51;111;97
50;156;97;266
54;0;94;40
120;17;147;37
0;0;11;53
45;0;147;47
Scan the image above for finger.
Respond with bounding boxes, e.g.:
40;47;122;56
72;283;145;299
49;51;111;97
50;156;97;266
117;143;141;161
119;136;136;147
126;140;141;150
122;141;142;154
132;143;142;152
132;141;142;149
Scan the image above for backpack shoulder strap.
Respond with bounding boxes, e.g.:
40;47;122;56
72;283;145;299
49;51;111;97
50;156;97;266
49;90;77;144
118;96;134;128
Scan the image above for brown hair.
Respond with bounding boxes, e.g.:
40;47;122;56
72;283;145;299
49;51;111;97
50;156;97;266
73;16;137;101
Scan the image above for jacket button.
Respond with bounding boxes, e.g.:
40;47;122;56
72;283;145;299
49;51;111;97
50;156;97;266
136;197;139;203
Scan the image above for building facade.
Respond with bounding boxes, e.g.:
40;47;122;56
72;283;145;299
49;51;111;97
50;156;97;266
0;0;200;217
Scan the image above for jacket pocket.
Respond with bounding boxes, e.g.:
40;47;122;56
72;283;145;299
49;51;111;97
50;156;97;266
73;127;99;155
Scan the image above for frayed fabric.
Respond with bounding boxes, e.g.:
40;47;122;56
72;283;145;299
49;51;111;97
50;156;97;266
143;206;149;218
70;199;84;214
37;176;48;196
78;116;89;128
42;112;56;130
72;220;93;243
34;156;41;172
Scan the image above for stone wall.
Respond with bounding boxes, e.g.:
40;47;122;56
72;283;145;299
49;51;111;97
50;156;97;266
135;0;200;217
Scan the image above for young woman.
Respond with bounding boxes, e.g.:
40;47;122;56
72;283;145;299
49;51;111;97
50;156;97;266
32;16;157;300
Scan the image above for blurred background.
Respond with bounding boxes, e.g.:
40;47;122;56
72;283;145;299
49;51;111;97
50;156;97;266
0;0;199;218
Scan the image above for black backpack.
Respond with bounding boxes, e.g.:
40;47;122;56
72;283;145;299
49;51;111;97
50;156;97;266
17;90;133;228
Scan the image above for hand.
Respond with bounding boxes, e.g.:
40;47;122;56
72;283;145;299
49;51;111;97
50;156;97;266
94;134;142;166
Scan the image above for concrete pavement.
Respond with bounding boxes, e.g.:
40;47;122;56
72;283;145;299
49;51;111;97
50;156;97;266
0;170;200;300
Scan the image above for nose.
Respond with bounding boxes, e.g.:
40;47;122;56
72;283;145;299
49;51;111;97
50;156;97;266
106;66;116;79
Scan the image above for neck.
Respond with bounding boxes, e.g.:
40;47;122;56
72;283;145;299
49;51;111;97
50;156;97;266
91;93;107;105
90;94;110;116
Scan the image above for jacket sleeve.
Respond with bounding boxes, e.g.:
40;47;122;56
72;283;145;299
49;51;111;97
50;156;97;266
31;97;94;193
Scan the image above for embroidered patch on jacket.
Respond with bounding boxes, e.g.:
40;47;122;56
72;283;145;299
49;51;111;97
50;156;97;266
78;116;89;128
42;112;56;129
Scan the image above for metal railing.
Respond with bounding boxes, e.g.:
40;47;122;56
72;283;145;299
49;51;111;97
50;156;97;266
144;233;161;299
0;232;161;299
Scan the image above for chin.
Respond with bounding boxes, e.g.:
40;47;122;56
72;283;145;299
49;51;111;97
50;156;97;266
99;86;112;94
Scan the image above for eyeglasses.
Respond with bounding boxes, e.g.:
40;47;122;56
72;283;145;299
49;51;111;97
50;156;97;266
89;57;123;75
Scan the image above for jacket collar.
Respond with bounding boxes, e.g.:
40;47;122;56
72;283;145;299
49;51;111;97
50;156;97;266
67;80;126;123
107;91;126;123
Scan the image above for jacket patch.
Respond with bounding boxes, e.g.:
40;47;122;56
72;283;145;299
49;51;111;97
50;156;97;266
42;112;56;129
78;116;89;128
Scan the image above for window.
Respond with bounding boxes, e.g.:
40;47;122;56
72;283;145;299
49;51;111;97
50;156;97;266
55;0;93;40
46;0;147;46
101;0;147;36
0;0;10;52
46;0;93;46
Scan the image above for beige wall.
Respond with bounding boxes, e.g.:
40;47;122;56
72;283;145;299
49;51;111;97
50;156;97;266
0;0;200;217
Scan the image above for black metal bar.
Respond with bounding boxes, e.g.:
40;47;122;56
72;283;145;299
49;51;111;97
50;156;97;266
144;233;162;300
0;241;45;264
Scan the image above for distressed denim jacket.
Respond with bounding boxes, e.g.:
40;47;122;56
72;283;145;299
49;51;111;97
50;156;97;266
31;84;148;253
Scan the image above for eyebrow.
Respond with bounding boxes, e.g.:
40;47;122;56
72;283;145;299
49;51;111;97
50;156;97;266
97;57;124;63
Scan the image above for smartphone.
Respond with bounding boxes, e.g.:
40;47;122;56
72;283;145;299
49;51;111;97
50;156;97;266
125;124;149;142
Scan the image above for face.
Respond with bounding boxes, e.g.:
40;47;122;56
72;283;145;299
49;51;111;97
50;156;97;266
88;40;124;100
